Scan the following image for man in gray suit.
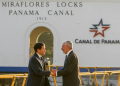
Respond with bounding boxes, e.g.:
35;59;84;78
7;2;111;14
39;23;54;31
52;41;81;86
26;42;54;86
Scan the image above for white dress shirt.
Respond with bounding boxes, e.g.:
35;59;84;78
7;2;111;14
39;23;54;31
66;50;72;57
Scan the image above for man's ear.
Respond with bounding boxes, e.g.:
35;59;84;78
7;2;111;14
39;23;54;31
37;49;40;52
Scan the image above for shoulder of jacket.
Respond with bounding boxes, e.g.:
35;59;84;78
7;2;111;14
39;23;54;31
70;51;78;58
30;55;38;62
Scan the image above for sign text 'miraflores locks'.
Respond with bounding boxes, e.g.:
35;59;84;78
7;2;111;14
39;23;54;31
2;2;82;7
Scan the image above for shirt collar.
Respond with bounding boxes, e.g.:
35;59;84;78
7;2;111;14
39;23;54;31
36;53;42;58
66;50;72;57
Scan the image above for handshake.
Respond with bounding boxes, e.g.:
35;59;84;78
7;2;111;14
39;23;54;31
50;69;57;76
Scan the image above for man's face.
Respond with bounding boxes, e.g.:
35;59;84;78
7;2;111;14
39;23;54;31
37;45;46;55
61;43;68;54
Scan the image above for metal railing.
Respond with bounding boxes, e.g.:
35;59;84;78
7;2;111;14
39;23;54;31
0;74;28;86
1;66;120;86
46;65;120;86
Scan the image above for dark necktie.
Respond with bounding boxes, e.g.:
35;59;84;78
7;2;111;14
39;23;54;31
41;57;44;62
64;55;67;64
41;57;44;67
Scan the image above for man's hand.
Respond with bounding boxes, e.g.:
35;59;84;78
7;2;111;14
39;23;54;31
50;71;56;76
51;69;57;76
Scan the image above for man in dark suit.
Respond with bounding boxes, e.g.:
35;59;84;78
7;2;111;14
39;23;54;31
52;41;81;86
26;42;54;86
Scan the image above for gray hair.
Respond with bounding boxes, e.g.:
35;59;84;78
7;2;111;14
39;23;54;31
64;41;73;49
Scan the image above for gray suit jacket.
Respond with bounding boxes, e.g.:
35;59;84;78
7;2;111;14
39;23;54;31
26;53;50;86
57;51;81;86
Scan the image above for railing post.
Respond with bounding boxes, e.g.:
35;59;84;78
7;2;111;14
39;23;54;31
94;74;98;86
92;67;97;85
11;76;16;86
105;67;111;86
52;76;57;86
56;66;58;70
87;68;91;79
101;74;105;86
117;73;120;86
22;77;27;86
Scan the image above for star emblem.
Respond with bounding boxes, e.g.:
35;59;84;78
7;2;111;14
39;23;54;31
90;19;110;37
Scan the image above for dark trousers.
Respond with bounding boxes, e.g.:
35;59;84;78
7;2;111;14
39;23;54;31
44;77;50;86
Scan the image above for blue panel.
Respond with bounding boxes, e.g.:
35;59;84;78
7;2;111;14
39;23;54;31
1;66;118;73
58;67;64;70
52;67;63;70
80;68;88;72
106;68;110;71
0;67;28;72
89;68;95;73
97;68;106;71
110;68;120;71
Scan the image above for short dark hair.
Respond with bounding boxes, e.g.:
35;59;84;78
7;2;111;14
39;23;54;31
34;42;45;52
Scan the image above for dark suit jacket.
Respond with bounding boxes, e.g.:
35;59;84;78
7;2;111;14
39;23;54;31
26;53;50;86
57;51;81;86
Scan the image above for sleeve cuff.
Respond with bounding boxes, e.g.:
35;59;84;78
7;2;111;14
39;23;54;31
56;70;58;76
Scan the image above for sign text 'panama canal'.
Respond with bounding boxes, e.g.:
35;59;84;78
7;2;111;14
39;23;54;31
1;2;82;16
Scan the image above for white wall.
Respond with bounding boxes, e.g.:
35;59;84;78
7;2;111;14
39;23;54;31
0;1;120;67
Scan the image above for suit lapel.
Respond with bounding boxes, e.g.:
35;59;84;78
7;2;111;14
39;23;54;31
35;53;44;70
64;51;73;68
